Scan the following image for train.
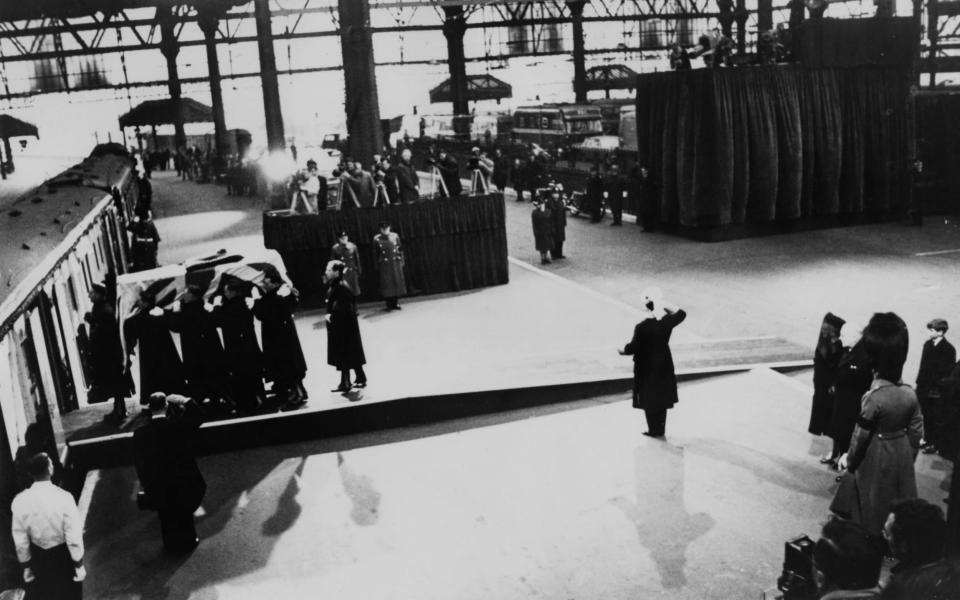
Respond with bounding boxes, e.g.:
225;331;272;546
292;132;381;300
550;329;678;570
0;144;140;475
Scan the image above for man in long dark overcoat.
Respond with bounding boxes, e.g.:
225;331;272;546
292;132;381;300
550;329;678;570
374;223;407;311
252;271;308;408
531;199;554;265
134;393;206;555
325;260;367;393
544;187;567;260
124;290;186;407
395;149;420;204
85;283;128;423
211;281;265;412
604;163;628;226
585;166;605;222
619;291;687;437
166;284;231;406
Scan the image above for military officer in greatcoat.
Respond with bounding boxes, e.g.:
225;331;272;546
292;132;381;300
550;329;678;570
373;222;407;311
330;231;362;297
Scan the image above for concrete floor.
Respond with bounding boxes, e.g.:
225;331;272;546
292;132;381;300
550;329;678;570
82;368;951;600
72;171;959;599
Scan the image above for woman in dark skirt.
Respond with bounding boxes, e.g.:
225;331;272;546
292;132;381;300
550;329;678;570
809;313;846;459
828;333;874;466
325;260;367;393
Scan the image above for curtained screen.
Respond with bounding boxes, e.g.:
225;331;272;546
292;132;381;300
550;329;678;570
262;193;510;302
635;65;913;228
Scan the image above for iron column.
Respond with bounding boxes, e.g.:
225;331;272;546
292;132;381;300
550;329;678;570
339;0;383;164
157;6;186;150
255;0;285;151
567;0;587;103
198;8;229;162
442;5;470;138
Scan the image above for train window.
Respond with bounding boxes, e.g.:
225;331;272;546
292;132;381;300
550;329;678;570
540;116;549;129
66;273;78;311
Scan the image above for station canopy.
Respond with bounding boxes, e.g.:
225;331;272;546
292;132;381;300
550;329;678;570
584;64;639;92
0;114;39;140
429;74;512;103
0;0;247;22
118;97;213;128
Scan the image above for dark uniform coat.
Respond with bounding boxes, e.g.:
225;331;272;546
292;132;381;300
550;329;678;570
330;241;362;297
916;338;956;448
493;155;510;190
133;401;206;552
252;288;307;385
124;308;185;404
167;300;229;399
326;279;366;370
395;162;420;203
128;220;161;272
604;172;628;218
84;301;127;402
210;296;265;407
340;171;376;209
809;336;845;435
531;207;554;252
622;309;687;411
374;232;407;298
829;341;874;452
830;379;923;534
585;173;605;221
545;196;567;244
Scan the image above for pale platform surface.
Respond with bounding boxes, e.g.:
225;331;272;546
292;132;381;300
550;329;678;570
80;368;951;600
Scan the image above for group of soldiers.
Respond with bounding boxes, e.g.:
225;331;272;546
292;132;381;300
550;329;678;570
85;269;310;425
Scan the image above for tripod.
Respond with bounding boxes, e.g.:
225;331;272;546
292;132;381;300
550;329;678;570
374;181;391;206
428;166;449;200
470;169;489;195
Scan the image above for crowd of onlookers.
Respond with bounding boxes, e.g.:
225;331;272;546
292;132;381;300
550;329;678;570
784;312;960;599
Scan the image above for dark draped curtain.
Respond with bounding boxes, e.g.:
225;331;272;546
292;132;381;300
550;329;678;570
263;194;509;302
636;65;912;228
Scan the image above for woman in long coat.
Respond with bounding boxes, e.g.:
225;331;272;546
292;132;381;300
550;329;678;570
531;200;554;265
619;292;686;438
325;260;367;393
124;291;185;406
545;188;567;260
330;232;362;297
85;284;129;422
809;313;845;449
828;338;874;465
252;272;308;407
211;281;265;412
374;223;407;310
831;312;924;535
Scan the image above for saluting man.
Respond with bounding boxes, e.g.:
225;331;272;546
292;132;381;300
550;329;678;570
330;231;362;297
374;222;407;311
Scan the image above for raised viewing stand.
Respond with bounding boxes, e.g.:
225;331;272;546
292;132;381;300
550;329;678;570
262;193;509;302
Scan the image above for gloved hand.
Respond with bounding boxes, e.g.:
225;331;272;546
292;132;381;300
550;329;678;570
148;306;164;317
23;567;35;583
73;565;86;582
245;297;255;309
277;284;291;298
837;453;849;471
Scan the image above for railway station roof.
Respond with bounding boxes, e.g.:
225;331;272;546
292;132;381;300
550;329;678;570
584;64;639;92
0;115;39;140
0;0;245;22
429;74;512;103
118;97;213;128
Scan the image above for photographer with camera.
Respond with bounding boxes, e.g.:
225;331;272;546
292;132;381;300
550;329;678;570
812;519;883;599
435;149;462;199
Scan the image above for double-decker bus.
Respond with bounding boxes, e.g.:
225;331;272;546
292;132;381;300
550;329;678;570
511;104;603;148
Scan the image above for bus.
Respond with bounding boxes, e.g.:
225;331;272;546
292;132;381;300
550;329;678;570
590;98;635;135
511;104;603;148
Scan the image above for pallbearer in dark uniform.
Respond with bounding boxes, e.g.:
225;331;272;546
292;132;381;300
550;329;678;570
11;453;85;600
124;289;186;407
211;281;266;412
330;232;362;297
545;186;567;260
253;271;308;408
134;393;206;555
325;260;368;393
166;284;231;407
374;222;407;311
127;208;161;271
85;283;129;423
531;198;554;265
619;289;686;437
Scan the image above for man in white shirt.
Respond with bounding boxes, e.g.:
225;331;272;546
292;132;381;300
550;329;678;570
11;452;84;600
